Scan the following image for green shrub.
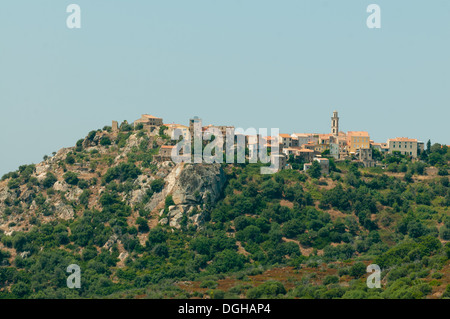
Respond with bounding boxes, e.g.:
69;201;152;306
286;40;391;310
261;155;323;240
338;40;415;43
151;179;165;193
100;136;112;146
63;171;79;185
103;163;141;183
246;281;286;299
323;275;339;285
350;262;366;278
42;173;57;189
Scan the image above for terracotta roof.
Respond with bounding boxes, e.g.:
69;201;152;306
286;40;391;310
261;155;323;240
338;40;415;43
388;137;418;142
279;134;291;138
292;133;313;137
347;131;369;137
165;123;187;128
142;114;161;119
161;145;175;149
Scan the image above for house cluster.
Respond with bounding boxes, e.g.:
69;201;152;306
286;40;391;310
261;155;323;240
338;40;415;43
117;114;235;161
113;111;425;175
277;111;424;174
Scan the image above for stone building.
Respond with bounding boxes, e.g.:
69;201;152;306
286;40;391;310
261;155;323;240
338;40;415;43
270;154;287;171
155;145;175;161
314;157;330;175
387;137;420;158
112;121;119;133
357;148;376;167
346;131;370;154
165;124;189;140
134;114;163;131
304;157;329;176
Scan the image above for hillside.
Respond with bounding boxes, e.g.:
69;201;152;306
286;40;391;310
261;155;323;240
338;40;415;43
0;123;450;299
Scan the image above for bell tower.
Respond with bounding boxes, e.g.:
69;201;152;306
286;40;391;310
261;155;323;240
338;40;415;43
331;111;339;136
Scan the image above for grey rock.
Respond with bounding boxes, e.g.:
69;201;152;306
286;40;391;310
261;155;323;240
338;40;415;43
169;212;184;229
55;203;74;220
158;217;168;225
171;163;226;205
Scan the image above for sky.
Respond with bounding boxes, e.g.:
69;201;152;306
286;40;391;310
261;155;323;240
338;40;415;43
0;0;449;176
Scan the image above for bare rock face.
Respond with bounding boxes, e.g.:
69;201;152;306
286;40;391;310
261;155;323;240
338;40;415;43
169;210;184;229
53;181;69;192
154;163;226;229
47;148;71;165
171;163;226;205
144;163;184;213
0;187;16;204
55;203;75;220
65;187;83;202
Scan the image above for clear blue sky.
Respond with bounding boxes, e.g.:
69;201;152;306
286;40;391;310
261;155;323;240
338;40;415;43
1;0;449;175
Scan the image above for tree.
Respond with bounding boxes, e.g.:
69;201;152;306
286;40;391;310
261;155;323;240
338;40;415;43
165;195;175;208
211;249;245;273
404;172;413;183
103;163;141;183
87;130;97;141
308;160;322;179
153;244;169;257
151;179;165;193
147;227;167;244
63;171;79;185
236;225;263;243
427;139;432;154
372;147;383;161
159;125;168;137
246;281;286;298
65;154;75;165
282;219;305;238
350;262;366;278
136;217;150;233
100;136;111;146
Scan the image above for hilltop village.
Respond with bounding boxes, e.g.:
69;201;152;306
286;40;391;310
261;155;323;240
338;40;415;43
115;111;430;175
0;110;449;299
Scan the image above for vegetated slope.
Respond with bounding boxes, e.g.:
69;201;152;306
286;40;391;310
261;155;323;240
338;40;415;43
0;123;450;299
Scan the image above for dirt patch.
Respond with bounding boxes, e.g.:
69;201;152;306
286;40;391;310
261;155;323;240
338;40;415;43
424;260;450;299
327;209;347;220
176;263;357;297
280;200;294;209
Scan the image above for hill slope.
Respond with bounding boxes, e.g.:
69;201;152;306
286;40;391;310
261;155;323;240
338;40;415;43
0;124;450;299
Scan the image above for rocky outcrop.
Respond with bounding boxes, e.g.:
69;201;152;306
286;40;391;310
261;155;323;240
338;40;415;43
53;181;69;192
55;202;75;220
65;187;83;202
152;163;227;229
171;163;226;205
0;126;228;234
144;163;184;212
0;187;16;204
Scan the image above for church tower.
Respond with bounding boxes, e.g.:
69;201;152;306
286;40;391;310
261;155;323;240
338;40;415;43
331;111;339;136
